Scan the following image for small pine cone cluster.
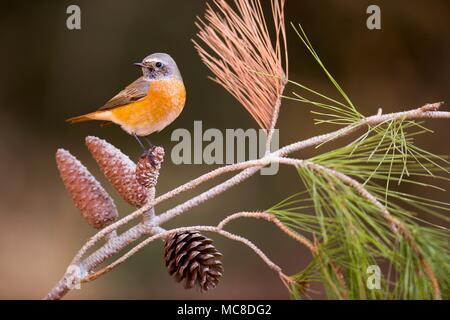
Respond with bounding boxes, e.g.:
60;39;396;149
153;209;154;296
85;136;151;207
56;149;118;229
164;231;223;291
56;136;165;230
136;146;165;188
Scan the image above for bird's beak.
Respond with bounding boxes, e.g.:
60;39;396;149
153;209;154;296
134;62;145;67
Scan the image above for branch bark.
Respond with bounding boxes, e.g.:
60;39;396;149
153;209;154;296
45;102;448;299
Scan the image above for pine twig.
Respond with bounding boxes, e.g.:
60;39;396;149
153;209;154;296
217;211;316;252
275;102;448;157
275;157;442;299
45;102;449;299
45;103;449;299
83;225;290;287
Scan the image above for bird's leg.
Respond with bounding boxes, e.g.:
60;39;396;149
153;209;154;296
133;133;147;152
144;136;155;148
143;137;159;168
133;134;158;167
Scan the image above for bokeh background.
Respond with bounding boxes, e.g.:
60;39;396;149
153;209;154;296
0;0;449;299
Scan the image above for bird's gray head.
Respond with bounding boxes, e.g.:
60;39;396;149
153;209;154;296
135;53;182;81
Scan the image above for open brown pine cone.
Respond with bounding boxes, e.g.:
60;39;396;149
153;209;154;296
163;231;224;291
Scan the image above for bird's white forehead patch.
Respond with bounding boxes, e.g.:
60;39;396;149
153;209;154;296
144;58;161;64
143;53;175;65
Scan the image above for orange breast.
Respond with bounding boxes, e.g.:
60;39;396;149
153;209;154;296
111;78;186;136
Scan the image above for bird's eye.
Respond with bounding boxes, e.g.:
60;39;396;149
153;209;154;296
155;62;162;68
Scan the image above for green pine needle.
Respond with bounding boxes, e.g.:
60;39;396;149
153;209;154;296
270;24;449;299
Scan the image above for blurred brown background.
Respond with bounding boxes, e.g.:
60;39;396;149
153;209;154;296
0;0;448;299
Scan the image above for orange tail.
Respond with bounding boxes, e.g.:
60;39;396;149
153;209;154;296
66;111;110;124
66;114;93;123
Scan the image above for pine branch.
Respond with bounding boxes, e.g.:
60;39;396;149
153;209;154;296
275;158;442;298
45;102;449;299
276;102;448;157
45;0;449;300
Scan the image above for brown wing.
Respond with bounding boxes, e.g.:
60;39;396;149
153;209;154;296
98;76;150;110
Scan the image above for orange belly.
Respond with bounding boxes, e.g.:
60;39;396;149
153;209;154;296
111;78;186;136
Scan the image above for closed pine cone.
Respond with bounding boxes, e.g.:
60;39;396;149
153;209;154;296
85;136;150;207
56;149;118;229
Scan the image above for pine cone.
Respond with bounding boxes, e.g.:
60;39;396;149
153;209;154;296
56;149;118;229
136;146;164;188
164;231;223;291
85;136;150;207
